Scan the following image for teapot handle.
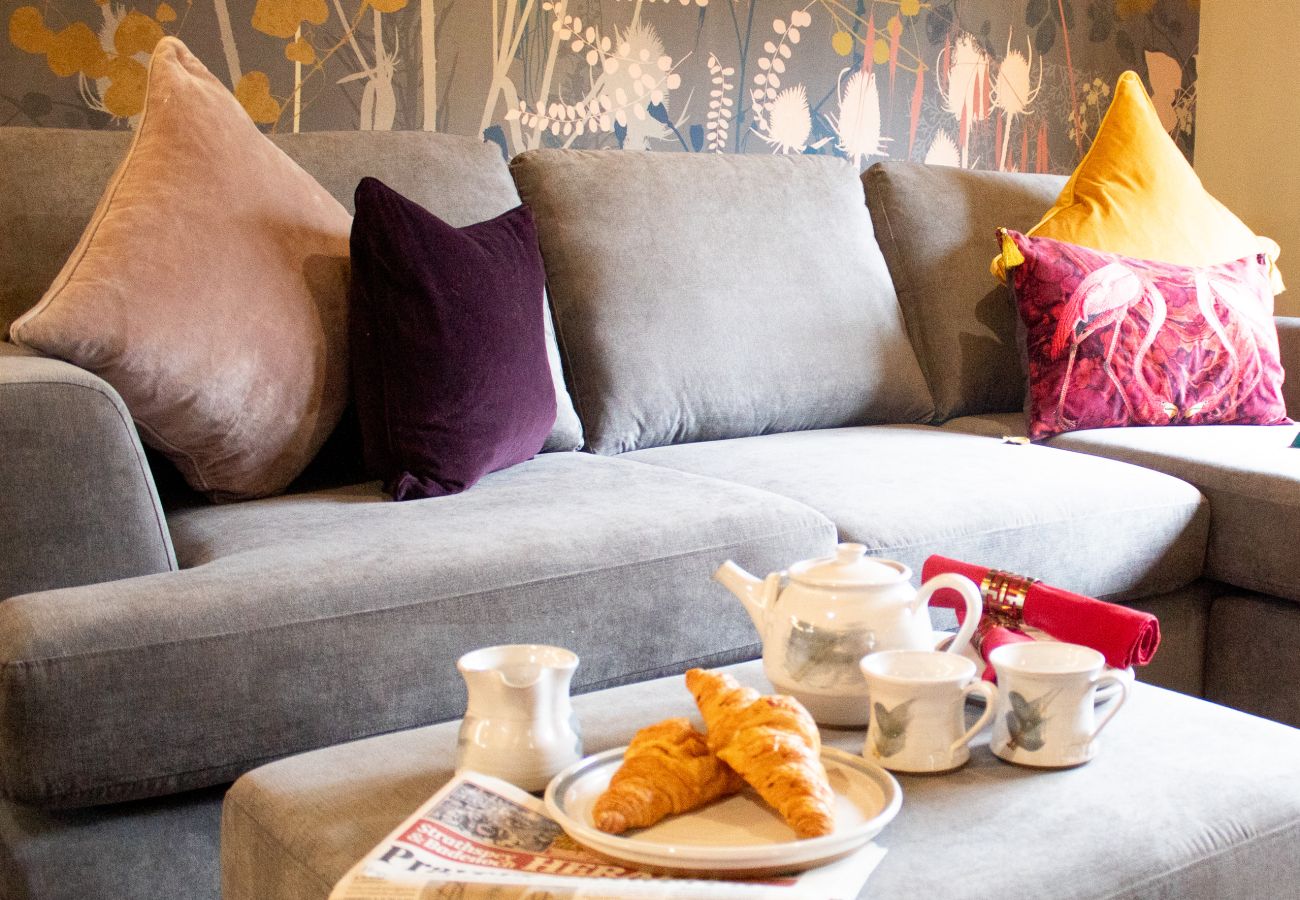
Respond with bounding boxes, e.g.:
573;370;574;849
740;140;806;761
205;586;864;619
914;574;984;656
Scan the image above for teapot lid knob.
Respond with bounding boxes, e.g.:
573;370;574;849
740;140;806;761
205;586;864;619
787;543;909;588
834;543;868;564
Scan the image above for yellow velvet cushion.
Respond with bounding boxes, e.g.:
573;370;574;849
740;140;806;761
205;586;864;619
9;38;353;501
992;70;1282;293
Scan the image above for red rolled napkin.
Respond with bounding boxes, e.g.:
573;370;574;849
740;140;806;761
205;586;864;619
970;625;1035;682
922;555;1160;671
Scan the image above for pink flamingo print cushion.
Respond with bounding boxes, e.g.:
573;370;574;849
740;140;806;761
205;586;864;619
1001;229;1291;441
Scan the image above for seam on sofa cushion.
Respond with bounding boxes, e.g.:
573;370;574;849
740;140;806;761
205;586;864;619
222;793;336;897
1050;442;1300;510
509;156;595;454
862;169;939;420
561;642;761;695
4;378;176;572
853;496;1206;554
1;522;829;668
1202;564;1300;602
0;523;823;806
1200;481;1300;509
1094;816;1300;900
1109;461;1300;509
2;644;763;808
7;116;144;330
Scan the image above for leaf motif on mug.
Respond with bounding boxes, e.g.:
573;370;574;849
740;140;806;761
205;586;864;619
1005;689;1059;753
872;698;914;758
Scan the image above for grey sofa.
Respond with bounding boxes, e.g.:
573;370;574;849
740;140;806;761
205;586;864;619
0;127;1297;900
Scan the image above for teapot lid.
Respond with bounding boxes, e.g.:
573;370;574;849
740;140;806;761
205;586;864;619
788;543;908;588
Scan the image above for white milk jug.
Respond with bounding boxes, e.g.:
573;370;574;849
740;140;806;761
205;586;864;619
456;644;583;791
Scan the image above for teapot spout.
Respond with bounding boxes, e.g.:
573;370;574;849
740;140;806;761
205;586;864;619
713;561;781;634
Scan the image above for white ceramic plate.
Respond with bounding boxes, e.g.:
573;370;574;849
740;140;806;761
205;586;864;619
543;746;900;877
933;628;1135;704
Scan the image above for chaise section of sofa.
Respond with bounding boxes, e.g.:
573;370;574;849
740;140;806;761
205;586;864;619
622;424;1208;597
858;160;1300;727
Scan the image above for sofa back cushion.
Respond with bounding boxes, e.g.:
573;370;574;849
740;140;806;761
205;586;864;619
0;127;583;460
511;150;933;455
0;127;133;339
862;162;1066;421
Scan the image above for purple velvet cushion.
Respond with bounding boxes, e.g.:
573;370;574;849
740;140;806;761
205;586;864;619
349;177;557;500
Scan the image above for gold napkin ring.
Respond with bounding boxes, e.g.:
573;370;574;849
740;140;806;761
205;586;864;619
978;569;1039;629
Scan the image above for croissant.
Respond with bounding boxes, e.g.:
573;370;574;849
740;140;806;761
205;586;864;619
685;668;835;839
592;717;744;834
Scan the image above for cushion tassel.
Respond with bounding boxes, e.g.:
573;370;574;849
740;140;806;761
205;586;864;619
999;228;1025;271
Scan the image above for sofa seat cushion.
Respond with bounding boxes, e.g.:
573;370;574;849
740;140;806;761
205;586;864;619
622;425;1208;602
0;454;833;809
943;413;1300;601
1053;426;1300;601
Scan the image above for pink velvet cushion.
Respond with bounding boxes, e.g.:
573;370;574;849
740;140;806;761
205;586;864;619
1004;229;1291;441
9;38;352;501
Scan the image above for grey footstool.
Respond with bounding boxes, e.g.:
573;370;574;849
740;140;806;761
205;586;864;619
222;662;1300;900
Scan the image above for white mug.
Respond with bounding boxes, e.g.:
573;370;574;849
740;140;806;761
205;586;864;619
859;649;997;773
988;641;1128;768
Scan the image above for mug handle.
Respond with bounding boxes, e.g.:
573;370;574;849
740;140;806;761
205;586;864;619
916;573;984;656
1088;674;1129;742
950;681;998;755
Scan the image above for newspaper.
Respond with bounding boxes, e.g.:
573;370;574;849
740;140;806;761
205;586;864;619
330;771;886;900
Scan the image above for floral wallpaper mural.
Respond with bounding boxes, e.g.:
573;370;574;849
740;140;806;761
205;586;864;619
2;0;1199;173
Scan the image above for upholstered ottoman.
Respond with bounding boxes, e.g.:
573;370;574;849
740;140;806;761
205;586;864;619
222;661;1300;900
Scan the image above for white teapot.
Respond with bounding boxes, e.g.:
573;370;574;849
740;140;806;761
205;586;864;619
714;543;983;726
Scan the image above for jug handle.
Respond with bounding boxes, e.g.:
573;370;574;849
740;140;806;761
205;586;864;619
915;573;984;656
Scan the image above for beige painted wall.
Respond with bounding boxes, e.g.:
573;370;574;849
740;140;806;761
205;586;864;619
1195;2;1300;316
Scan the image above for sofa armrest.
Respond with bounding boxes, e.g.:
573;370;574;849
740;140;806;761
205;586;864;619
1278;316;1300;419
0;343;175;599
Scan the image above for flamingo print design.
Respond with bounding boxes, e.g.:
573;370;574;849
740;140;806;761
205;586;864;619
1005;231;1291;441
1048;261;1169;429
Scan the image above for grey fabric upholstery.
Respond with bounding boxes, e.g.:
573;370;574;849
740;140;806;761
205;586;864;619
223;660;1300;900
0;128;133;337
862;162;1065;421
0;788;223;900
0;342;175;599
511;150;934;454
1206;591;1300;727
0;127;581;457
1049;425;1300;601
940;410;1032;439
1277;315;1300;416
946;413;1300;601
623;425;1208;601
1126;579;1216;699
0;453;833;808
